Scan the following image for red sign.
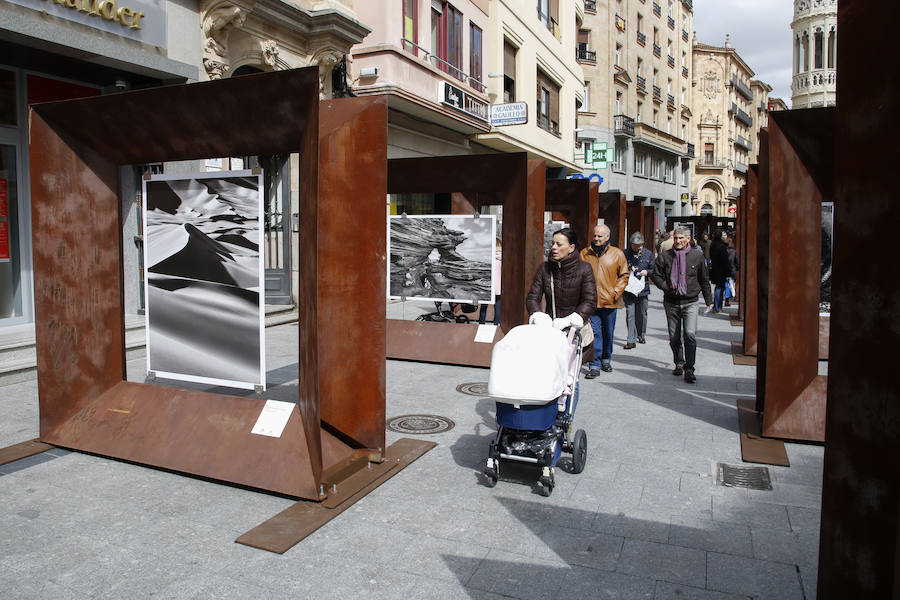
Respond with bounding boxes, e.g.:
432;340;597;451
0;179;9;262
727;205;737;215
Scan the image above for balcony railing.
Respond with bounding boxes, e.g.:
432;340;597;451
576;44;597;63
731;102;753;126
653;85;662;100
614;114;635;136
584;0;597;12
687;143;695;158
616;14;626;31
653;2;661;17
734;161;748;174
637;75;647;92
734;135;752;151
667;93;676;107
637;31;646;45
667;55;675;68
668;16;675;29
682;0;693;8
653;43;661;57
682;66;689;78
731;75;753;100
400;38;485;93
697;160;726;169
682;29;689;42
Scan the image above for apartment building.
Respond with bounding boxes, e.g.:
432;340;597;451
791;0;836;109
575;0;695;230
691;37;771;218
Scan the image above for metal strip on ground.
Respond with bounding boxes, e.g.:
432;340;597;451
731;341;757;366
235;437;436;554
0;439;55;467
737;398;789;466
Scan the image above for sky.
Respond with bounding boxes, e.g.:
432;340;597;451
691;0;794;105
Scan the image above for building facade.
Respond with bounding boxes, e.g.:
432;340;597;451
575;0;695;232
791;0;836;109
690;38;770;218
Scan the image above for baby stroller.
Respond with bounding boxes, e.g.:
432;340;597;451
483;318;588;496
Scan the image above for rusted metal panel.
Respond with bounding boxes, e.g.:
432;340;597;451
625;199;643;245
641;206;656;253
742;164;759;356
598;191;626;248
759;111;830;442
754;128;770;414
546;178;593;250
316;97;388;456
819;3;900;594
28;68;376;500
385;153;537;365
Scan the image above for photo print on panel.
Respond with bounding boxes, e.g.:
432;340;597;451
388;215;496;304
142;171;266;390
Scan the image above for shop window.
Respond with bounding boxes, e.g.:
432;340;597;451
0;69;15;126
536;69;560;135
503;41;517;102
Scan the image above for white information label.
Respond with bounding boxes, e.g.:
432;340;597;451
474;324;498;344
251;400;295;437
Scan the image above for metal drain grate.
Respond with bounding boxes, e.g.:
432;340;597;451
387;414;455;435
456;382;490;396
716;462;773;490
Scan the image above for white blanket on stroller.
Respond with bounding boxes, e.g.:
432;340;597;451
488;324;571;404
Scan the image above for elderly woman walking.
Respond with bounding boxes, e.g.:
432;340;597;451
623;232;654;348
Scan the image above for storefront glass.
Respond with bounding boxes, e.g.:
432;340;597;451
0;143;21;321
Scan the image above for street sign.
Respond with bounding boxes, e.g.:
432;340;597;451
490;102;527;126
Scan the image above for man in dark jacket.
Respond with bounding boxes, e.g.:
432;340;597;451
650;227;713;383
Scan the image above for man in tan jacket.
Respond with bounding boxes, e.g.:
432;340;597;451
580;224;630;377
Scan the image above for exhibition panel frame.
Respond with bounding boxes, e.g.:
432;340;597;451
29;70;388;500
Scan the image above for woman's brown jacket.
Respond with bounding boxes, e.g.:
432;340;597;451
526;251;597;323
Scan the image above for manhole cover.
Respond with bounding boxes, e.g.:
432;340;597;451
456;382;489;396
387;414;455;434
716;463;772;491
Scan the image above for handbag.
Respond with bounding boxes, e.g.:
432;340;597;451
550;272;593;348
725;277;735;299
625;272;645;296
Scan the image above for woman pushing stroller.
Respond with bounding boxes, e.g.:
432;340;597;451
526;227;597;329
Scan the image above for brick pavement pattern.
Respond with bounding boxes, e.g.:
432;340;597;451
0;290;823;599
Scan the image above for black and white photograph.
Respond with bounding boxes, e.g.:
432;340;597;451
543;220;567;258
143;171;265;390
388;214;496;304
820;202;833;315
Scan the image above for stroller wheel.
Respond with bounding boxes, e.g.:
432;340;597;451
572;429;588;474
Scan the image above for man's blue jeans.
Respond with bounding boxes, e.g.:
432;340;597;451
589;307;617;367
664;299;699;370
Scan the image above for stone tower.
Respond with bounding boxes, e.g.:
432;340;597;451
791;0;837;108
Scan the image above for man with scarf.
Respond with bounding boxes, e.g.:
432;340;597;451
580;224;629;378
651;226;713;383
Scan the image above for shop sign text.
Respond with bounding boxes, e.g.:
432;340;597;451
439;82;489;123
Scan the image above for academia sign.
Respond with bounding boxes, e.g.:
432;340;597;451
9;0;167;48
490;102;527;126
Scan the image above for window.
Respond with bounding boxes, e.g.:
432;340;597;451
637;13;643;34
614;141;627;172
681;121;687;140
681;50;686;67
637;58;643;77
652;108;658;128
615;43;622;66
432;1;463;80
668;0;674;15
681;86;686;105
583;82;590;112
664;160;675;182
537;0;559;32
827;28;836;69
666;116;671;134
682;162;689;185
667;77;672;95
650;157;662;179
503;41;516;102
536;69;560;135
469;23;483;90
814;28;824;69
635;151;647;176
704;143;714;163
636;101;642;123
701;203;714;216
402;0;418;54
653;68;658;87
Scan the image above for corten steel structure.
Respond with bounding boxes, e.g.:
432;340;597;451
740;163;760;356
755;109;833;443
545;178;599;255
819;1;900;594
625;200;643;247
386;154;543;367
29;70;389;501
597;191;626;248
642;206;656;255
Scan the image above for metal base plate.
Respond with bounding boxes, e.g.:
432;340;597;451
732;341;757;365
737;398;789;466
0;439;55;467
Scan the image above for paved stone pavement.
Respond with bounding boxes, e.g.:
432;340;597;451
0;289;823;599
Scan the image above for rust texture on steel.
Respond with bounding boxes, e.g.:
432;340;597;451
597;191;626;248
29;69;380;500
315;96;388;455
546;178;595;253
759;110;832;442
236;438;436;554
818;2;900;595
0;439;55;467
386;153;539;367
754;128;770;414
730;341;757;366
641;206;656;253
742;164;760;355
625;199;644;247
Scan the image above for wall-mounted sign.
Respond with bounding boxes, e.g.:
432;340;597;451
490;102;527;126
577;141;614;169
0;179;9;262
439;81;489;123
681;193;690;202
8;0;167;49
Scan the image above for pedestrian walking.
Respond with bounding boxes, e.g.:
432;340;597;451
622;232;654;348
709;229;730;313
580;224;629;377
650;226;713;383
699;231;711;265
725;235;739;307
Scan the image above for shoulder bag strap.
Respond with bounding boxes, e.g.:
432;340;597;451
549;271;557;318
